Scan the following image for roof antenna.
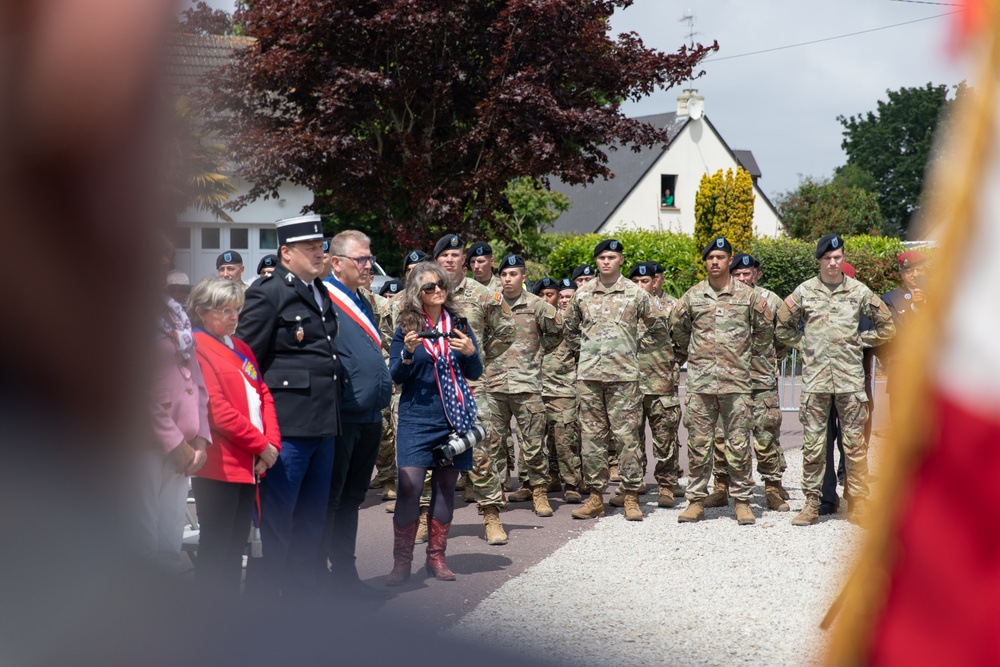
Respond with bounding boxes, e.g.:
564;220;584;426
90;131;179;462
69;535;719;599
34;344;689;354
679;10;697;50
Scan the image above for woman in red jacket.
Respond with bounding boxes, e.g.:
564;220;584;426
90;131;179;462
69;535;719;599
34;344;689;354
188;277;281;591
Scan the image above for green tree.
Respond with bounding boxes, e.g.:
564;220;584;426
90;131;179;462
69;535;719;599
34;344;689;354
775;176;883;240
693;167;754;275
493;177;571;258
838;82;963;236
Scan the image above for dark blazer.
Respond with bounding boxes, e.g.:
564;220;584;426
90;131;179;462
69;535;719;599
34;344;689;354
236;263;341;438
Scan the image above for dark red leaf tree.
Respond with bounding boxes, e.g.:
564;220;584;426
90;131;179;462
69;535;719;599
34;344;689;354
204;0;717;248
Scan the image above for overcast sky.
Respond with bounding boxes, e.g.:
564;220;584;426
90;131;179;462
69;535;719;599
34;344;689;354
198;0;970;200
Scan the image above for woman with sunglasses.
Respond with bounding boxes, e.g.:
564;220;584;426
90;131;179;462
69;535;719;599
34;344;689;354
187;277;281;592
386;263;482;585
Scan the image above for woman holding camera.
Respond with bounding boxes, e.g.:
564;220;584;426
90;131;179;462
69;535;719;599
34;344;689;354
386;263;483;585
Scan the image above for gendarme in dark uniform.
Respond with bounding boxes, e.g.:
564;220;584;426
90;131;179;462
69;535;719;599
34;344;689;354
237;214;341;597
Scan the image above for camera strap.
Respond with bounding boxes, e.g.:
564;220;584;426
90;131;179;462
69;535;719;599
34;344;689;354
422;309;478;434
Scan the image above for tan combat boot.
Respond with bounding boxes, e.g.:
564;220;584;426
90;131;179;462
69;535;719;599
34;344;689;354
456;474;469;491
414;507;430;543
381;481;397;501
703;474;730;508
563;486;583;504
547;478;562;493
482;506;508;545
623;490;643;521
734;500;756;525
848;498;868;526
657;486;675;508
764;480;790;512
609;465;621;483
571;491;606;520
507;483;533;502
672;482;686;497
609;486;626;507
532;485;554;517
792;497;820;526
385;502;395;513
677;500;705;523
369;476;381;490
463;482;476;503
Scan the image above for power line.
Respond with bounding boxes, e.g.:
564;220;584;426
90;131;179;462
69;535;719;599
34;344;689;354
704;11;958;63
888;0;960;6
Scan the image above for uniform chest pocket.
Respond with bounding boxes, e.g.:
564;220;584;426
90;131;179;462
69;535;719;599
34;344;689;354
614;299;637;325
280;310;312;345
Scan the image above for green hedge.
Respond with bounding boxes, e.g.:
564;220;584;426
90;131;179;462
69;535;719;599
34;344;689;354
547;230;905;298
545;229;698;297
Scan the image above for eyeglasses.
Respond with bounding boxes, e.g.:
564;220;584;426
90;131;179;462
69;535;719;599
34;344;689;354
420;280;447;294
336;254;377;267
211;307;240;318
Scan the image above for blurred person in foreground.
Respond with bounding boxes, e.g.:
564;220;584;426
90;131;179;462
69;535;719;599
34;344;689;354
188;277;280;592
386;263;483;584
146;238;212;571
881;250;928;430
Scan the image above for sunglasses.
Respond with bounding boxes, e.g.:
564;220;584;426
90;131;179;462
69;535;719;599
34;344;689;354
420;280;447;294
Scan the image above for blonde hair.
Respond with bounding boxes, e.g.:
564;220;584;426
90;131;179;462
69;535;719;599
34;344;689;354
186;277;245;328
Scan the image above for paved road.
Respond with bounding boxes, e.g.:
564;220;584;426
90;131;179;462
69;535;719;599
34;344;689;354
350;380;889;632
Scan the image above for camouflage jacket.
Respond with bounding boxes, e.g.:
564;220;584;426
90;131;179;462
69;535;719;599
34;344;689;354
453;276;515;387
639;290;680;399
485;290;563;394
563;274;669;382
670;278;773;395
541;338;577;398
750;287;790;390
776;275;895;394
478;275;502;292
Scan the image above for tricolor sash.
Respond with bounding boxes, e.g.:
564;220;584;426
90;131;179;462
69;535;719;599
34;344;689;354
326;283;381;346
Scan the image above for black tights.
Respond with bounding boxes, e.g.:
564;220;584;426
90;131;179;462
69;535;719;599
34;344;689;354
394;467;460;526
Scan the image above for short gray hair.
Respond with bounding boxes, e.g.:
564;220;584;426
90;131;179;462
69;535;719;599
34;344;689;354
330;230;371;256
186;277;245;328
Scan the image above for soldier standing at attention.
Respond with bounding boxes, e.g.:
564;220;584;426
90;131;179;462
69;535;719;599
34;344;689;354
776;234;896;525
435;234;516;545
486;256;563;516
571;264;596;288
704;253;792;512
542;277;584;503
467;241;501;292
564;239;669;522
610;261;682;509
671;238;772;526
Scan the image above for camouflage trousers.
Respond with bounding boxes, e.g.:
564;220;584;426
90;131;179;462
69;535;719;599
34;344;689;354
542;395;581;489
578;380;643;492
712;388;786;482
467;384;506;512
374;395;399;485
639;394;681;489
801;392;869;500
684;393;754;502
496;422;516;485
488;392;549;488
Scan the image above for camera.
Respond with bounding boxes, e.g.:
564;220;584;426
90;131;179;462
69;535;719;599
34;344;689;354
417;329;446;339
433;424;486;465
452;316;469;334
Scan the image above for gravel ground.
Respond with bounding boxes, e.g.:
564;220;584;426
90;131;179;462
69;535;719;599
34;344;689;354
450;449;864;667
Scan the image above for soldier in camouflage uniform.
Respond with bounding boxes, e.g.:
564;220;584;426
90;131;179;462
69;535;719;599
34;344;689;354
704;254;792;512
467;241;502;292
485;256;563;517
671;237;773;525
776;234;895;526
563;239;670;522
609;262;682;509
434;234;516;544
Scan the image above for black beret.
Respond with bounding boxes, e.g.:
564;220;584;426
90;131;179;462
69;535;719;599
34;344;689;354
702;237;732;260
433;234;463;258
593;238;624;257
531;277;558;295
402;249;431;271
379;279;402;296
322;238;331;253
499;254;526;270
256;254;278;275
816;234;845;258
729;253;756;272
652;262;665;274
216;250;243;269
466;241;493;265
559;278;577;291
570;264;594;281
628;262;656;279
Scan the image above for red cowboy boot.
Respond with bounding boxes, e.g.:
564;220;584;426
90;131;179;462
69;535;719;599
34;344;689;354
424;516;456;581
385;520;419;586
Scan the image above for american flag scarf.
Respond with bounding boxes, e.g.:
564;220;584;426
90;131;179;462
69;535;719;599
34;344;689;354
421;309;478;434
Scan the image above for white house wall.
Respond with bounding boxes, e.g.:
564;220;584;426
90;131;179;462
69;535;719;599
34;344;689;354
599;119;781;238
174;178;313;283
